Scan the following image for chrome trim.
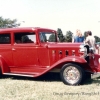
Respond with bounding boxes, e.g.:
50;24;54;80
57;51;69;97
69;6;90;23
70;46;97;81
3;73;34;77
63;66;80;85
12;48;16;50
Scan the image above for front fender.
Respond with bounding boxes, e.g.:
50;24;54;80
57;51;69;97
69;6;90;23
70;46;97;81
35;56;88;77
57;56;87;64
49;56;88;70
90;54;100;72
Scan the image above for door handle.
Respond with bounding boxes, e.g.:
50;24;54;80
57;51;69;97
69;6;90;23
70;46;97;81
12;48;16;51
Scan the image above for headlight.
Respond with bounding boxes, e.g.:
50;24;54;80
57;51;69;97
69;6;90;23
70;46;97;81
79;44;87;57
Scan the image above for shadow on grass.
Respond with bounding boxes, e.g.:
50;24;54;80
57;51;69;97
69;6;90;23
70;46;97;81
83;76;100;85
1;73;100;85
1;73;61;82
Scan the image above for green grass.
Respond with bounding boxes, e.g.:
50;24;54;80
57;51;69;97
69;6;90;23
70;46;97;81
0;73;100;100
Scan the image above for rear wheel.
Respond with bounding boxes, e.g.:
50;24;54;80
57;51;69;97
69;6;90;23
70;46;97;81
60;63;85;85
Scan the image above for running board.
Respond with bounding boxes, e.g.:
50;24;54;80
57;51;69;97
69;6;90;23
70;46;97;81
3;73;34;77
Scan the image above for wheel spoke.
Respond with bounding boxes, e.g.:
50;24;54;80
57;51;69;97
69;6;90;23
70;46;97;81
63;66;80;84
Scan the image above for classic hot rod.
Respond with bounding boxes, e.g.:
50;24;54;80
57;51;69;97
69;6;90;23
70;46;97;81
0;27;100;85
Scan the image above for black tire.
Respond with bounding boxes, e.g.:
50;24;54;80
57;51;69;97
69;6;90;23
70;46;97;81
60;63;85;85
0;68;2;78
84;72;91;80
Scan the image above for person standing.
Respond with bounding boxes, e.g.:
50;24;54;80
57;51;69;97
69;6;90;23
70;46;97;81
72;29;84;43
72;29;80;43
85;31;96;52
78;31;84;42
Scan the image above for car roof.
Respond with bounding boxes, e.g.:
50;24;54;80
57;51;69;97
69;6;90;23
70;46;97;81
0;27;56;33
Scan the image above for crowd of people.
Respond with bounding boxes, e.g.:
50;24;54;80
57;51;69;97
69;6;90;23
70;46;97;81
72;29;99;54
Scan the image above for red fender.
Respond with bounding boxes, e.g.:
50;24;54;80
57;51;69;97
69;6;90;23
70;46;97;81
0;55;10;74
35;56;89;77
55;56;87;64
91;54;100;72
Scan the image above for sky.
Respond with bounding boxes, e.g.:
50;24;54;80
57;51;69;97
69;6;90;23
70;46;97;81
0;0;100;36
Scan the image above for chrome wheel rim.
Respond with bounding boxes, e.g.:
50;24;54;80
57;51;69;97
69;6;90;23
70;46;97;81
63;66;80;85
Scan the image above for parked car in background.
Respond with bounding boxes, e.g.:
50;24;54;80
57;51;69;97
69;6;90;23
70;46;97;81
0;27;100;85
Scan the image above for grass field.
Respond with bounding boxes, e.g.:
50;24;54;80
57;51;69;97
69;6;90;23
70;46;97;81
0;73;100;100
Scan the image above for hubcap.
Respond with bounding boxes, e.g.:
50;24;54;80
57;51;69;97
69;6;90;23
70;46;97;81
63;66;80;84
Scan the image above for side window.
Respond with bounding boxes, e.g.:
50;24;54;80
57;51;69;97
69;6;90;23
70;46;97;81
39;32;47;42
0;33;11;44
14;32;36;44
39;32;56;43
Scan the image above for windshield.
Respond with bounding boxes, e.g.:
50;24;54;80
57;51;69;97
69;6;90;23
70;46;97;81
39;32;57;42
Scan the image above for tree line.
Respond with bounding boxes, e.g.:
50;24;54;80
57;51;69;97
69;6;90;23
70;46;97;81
0;16;100;42
57;28;100;43
0;16;20;28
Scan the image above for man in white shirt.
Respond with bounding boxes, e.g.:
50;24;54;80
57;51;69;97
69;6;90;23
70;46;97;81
85;31;96;52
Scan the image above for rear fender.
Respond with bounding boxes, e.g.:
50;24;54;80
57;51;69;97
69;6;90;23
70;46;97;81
0;55;10;74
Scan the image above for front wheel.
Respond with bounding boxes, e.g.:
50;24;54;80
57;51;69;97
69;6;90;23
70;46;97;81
60;63;85;85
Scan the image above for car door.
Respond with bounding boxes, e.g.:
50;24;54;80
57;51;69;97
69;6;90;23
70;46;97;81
37;31;52;68
0;33;13;73
12;32;39;74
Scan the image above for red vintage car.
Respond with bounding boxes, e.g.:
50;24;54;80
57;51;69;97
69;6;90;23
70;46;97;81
0;27;100;85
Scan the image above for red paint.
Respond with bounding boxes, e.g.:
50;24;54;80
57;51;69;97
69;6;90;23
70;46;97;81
0;27;100;77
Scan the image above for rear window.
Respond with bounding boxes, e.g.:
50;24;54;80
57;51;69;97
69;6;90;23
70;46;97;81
0;33;11;44
14;32;36;44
